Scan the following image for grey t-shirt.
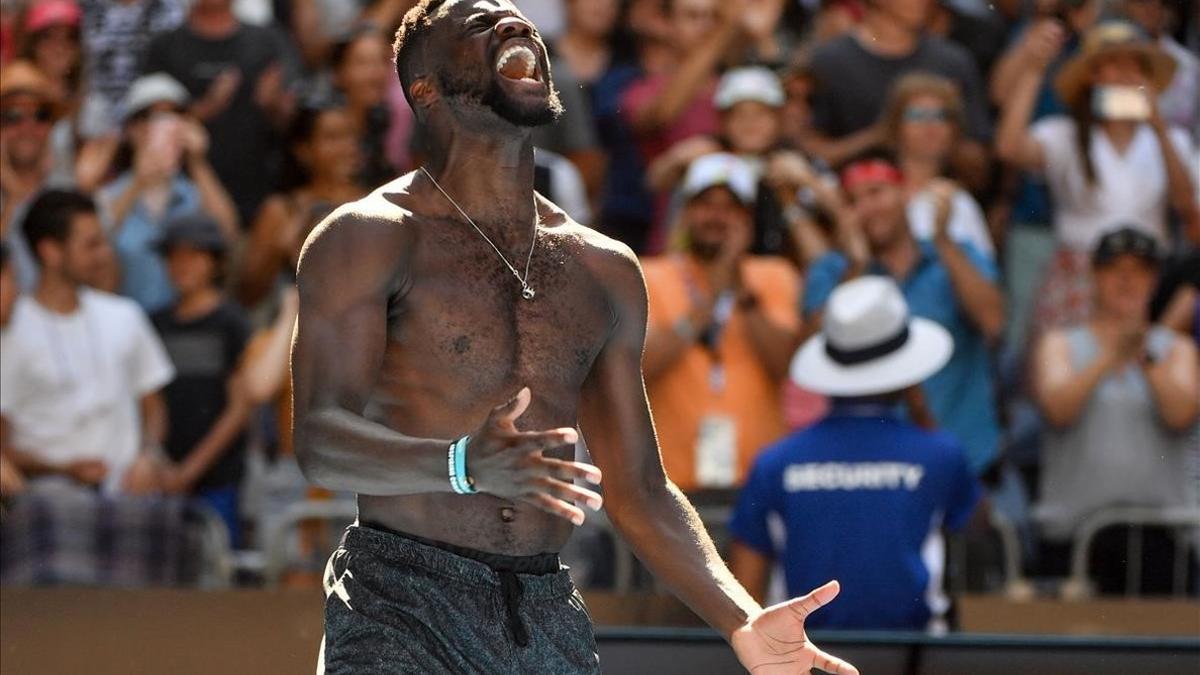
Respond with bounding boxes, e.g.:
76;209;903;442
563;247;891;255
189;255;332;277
809;34;992;141
1035;325;1197;541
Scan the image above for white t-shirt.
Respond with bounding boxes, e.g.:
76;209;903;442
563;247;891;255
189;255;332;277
1031;116;1197;251
0;289;175;493
907;187;995;258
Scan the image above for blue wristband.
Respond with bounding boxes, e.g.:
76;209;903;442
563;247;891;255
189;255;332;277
449;436;477;494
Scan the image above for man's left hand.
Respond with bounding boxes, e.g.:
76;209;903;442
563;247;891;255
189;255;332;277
160;463;194;495
730;581;859;674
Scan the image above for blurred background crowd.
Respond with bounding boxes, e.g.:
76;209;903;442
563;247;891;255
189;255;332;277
0;0;1197;632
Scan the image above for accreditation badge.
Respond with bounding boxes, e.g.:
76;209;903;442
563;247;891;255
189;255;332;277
695;414;737;487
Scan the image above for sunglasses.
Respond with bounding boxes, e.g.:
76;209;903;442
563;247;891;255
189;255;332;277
902;106;948;123
0;106;54;127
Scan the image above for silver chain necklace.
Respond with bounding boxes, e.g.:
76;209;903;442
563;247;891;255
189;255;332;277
420;166;537;300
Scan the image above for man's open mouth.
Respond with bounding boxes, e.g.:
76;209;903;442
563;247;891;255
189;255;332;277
495;43;540;82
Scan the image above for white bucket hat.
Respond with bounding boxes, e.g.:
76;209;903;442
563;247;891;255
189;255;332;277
791;276;953;396
121;72;190;123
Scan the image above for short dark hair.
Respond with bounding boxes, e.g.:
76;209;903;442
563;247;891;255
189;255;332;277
392;0;453;109
21;189;96;266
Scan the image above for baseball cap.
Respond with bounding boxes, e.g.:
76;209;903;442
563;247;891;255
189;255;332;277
680;153;757;206
121;73;190;123
714;66;785;111
25;0;81;33
1091;227;1160;267
156;213;227;255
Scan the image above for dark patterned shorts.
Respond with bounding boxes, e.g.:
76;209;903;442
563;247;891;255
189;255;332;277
318;522;599;674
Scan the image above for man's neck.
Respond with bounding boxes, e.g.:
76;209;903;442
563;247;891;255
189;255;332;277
174;286;222;321
189;9;238;39
874;233;920;280
33;274;80;314
2;156;49;197
900;156;939;193
308;176;358;199
422;123;538;231
856;12;920;57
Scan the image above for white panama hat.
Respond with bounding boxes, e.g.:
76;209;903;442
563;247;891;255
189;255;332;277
791;276;953;397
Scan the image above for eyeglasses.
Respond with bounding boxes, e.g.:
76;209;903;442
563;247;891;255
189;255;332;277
0;106;54;127
902;106;948;123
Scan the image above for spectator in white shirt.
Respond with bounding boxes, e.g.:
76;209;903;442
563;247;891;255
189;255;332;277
996;21;1198;332
0;190;174;495
880;71;995;259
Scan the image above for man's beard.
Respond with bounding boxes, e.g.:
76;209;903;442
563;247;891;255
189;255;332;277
437;68;564;128
687;236;722;261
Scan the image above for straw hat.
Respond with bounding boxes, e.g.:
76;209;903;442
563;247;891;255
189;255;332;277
0;60;55;101
791;276;952;397
1054;21;1176;108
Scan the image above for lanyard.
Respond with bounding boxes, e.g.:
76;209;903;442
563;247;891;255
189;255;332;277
677;255;736;393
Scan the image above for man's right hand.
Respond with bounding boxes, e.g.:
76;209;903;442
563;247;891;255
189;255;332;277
466;387;603;526
1023;19;1066;71
67;459;108;486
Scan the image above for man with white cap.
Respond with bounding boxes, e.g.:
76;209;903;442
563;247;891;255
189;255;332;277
643;152;801;493
729;275;983;630
647;66;840;258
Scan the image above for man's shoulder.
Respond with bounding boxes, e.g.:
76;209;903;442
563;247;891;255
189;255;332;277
916;35;976;72
83;288;146;318
809;34;858;67
562;218;642;287
299;184;414;262
745;256;800;283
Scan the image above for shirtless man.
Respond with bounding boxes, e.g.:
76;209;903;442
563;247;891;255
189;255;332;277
292;1;858;673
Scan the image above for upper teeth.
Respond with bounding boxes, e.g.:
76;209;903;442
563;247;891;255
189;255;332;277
497;45;536;78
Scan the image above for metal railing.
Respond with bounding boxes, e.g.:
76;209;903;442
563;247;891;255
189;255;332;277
1061;506;1200;599
262;499;359;586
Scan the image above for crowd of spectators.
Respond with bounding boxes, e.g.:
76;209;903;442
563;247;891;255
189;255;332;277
0;0;1197;627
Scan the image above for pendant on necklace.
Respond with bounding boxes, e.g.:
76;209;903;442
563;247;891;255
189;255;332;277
522;286;536;300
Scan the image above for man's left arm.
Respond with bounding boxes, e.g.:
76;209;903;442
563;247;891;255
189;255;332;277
929;182;1005;341
740;264;802;382
580;245;856;674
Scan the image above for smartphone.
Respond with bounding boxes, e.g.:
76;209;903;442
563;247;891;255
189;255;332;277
1092;86;1152;122
146;112;184;174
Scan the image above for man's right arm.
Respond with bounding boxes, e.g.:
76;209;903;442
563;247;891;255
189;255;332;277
291;207;455;496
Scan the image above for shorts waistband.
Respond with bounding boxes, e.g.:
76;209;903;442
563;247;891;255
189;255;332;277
362;520;560;574
341;522;573;600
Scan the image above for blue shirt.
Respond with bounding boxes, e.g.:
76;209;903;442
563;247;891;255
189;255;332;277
803;242;1000;473
729;408;982;630
99;173;202;314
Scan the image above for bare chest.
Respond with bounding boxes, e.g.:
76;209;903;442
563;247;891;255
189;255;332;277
383;226;611;403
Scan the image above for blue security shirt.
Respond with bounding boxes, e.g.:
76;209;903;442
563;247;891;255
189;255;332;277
803;242;1000;473
729;408;982;630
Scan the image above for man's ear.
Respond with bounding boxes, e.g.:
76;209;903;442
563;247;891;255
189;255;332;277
409;76;438;111
36;239;63;270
